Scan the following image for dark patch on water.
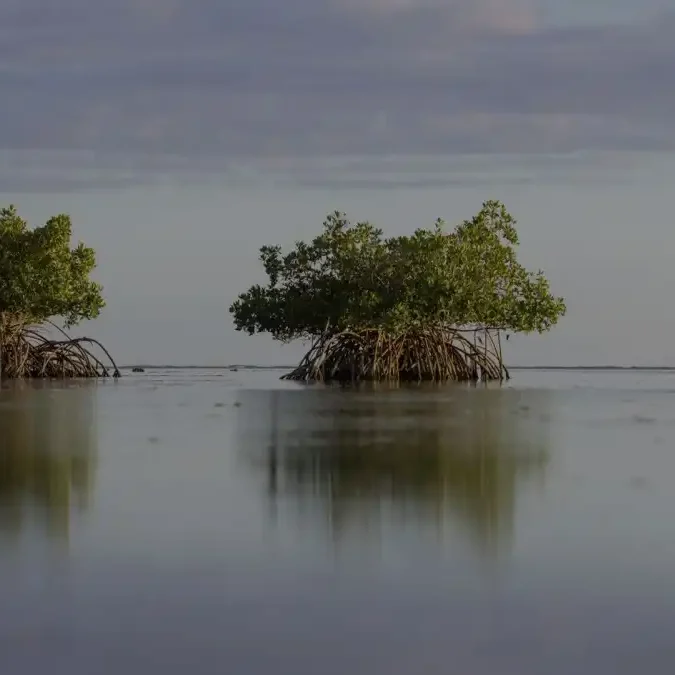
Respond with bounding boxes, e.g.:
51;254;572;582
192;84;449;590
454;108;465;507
627;476;650;490
631;414;657;424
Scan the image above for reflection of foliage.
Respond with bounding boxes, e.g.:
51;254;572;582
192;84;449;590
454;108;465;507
240;388;550;555
0;383;98;540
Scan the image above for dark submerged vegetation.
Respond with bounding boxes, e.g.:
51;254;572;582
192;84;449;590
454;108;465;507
0;205;119;378
230;201;565;382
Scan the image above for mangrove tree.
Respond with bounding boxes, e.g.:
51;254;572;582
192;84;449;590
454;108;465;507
230;201;566;382
0;205;119;378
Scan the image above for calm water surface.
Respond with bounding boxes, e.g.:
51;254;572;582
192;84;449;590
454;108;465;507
1;368;675;674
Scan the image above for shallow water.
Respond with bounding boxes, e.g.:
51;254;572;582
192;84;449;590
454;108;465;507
1;368;675;674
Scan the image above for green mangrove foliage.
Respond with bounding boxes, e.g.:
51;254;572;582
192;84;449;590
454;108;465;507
230;201;566;381
0;205;119;378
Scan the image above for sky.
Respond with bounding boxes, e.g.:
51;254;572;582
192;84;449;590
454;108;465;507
1;0;675;367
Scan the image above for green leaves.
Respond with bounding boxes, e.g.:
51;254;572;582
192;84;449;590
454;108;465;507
229;201;566;341
0;205;105;330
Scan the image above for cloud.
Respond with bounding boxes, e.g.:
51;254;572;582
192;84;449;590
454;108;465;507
335;0;539;34
1;1;675;189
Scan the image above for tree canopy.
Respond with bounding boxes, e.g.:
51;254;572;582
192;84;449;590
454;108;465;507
0;205;104;330
230;201;566;343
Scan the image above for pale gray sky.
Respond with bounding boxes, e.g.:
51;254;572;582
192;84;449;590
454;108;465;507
1;1;674;366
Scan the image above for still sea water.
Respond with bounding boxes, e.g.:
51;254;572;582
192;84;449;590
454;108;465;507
1;368;675;674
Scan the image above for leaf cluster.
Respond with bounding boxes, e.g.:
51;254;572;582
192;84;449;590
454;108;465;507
0;205;105;329
230;201;566;342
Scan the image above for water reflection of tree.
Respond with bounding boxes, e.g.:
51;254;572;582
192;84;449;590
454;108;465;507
0;382;97;541
239;387;551;555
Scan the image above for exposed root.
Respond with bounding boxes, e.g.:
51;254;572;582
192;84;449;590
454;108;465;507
0;323;120;379
282;326;509;383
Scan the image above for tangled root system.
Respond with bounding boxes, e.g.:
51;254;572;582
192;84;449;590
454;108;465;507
1;323;120;379
282;326;509;383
